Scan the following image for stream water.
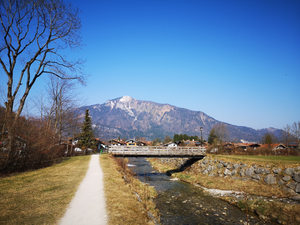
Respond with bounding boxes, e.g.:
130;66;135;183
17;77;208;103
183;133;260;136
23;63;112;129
128;157;276;225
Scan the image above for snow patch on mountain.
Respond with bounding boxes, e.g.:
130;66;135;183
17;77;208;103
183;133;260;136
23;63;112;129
116;102;135;117
104;96;134;117
120;96;133;103
105;99;115;109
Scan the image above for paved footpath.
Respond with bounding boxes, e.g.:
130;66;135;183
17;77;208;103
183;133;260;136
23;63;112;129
60;154;108;225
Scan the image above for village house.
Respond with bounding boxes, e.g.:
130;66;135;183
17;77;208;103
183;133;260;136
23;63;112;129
163;142;178;147
68;137;107;153
137;141;148;146
94;138;108;150
261;143;287;151
235;143;261;151
126;139;137;146
108;139;125;146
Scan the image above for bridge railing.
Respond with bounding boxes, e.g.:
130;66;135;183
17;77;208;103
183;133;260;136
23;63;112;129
108;146;206;157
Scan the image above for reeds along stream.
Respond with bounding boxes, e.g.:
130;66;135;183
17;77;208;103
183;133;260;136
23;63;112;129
128;157;276;225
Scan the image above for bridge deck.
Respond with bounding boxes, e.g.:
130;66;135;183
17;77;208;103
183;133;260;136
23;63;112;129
109;146;206;158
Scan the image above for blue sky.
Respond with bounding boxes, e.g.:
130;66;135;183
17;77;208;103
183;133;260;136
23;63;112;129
1;0;299;130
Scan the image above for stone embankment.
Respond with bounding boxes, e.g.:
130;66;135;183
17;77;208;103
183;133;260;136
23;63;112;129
158;156;300;202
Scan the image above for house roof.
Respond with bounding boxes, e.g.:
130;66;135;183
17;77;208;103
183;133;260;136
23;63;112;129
94;138;107;145
260;143;287;149
163;142;177;146
138;141;147;145
234;143;261;148
108;139;126;145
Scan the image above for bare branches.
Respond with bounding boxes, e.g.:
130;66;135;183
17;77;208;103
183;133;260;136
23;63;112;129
281;124;293;147
291;121;300;150
213;123;229;144
281;121;300;151
33;76;82;145
1;0;85;124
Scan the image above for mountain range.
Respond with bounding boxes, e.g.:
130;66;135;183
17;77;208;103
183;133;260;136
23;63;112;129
77;96;282;142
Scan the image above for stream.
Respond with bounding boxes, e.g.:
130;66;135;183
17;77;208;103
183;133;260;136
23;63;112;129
128;157;276;225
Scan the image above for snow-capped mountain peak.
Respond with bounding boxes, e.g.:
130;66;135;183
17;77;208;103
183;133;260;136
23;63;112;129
120;96;133;103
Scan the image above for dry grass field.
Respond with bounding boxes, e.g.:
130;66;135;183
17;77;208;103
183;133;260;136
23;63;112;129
0;154;160;225
100;154;159;225
0;155;91;224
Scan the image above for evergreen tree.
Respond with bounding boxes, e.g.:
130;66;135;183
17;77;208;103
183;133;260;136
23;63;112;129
183;134;188;140
208;128;218;144
265;134;272;144
79;109;95;148
173;133;200;142
173;134;180;142
261;132;277;144
191;135;199;141
179;134;184;140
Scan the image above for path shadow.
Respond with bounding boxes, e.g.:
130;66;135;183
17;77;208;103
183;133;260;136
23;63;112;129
166;156;204;176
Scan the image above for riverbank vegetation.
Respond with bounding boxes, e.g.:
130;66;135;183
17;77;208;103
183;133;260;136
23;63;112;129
0;155;90;224
100;154;159;225
215;155;300;164
148;155;300;224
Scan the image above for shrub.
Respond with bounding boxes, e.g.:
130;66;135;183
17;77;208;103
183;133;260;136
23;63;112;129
0;116;65;174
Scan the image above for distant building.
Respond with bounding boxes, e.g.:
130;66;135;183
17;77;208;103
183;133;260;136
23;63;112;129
108;139;125;146
126;139;137;146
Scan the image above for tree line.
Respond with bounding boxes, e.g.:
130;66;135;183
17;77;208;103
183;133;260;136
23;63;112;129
173;134;200;142
207;122;300;155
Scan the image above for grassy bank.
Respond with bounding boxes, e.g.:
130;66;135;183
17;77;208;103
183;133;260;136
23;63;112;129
215;155;300;164
148;155;300;224
100;154;159;225
0;155;91;224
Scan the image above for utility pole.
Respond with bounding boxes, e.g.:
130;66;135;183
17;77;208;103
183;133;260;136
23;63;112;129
200;127;203;147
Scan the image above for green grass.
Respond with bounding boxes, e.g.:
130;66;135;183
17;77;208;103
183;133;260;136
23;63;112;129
0;155;91;225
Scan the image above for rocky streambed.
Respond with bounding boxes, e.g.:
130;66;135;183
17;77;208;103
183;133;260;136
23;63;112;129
128;157;276;225
150;156;300;224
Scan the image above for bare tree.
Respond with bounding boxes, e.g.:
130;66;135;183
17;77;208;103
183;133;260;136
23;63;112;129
213;123;229;144
281;124;293;149
292;121;300;151
139;137;147;142
0;0;85;150
34;76;82;145
47;76;74;144
163;135;172;144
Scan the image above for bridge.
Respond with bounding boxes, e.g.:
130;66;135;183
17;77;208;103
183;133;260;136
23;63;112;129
109;146;206;158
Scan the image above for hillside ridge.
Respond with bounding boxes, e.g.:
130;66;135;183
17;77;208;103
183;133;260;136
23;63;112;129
78;96;281;142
